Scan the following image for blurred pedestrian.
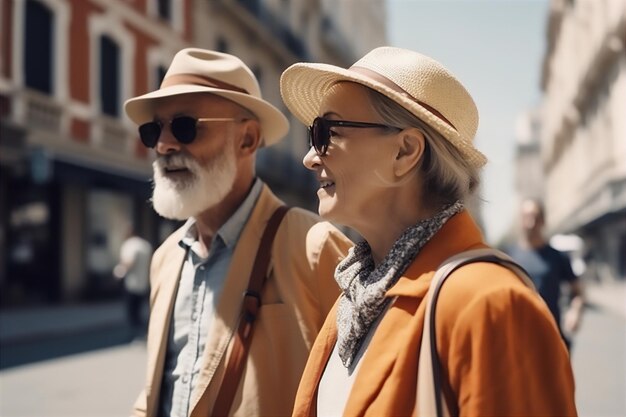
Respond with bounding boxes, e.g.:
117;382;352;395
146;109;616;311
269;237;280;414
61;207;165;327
123;48;352;417
280;46;577;416
506;198;585;350
114;227;153;339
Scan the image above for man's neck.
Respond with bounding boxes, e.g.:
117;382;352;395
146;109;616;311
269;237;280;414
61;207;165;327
194;176;255;253
521;232;545;250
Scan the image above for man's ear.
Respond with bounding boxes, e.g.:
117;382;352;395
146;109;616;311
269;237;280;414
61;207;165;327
238;120;262;156
393;128;426;178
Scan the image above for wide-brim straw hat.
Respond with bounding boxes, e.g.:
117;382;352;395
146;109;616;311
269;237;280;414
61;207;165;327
280;46;487;167
125;48;289;146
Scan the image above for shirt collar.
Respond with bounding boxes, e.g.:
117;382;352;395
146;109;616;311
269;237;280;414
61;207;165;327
178;178;263;251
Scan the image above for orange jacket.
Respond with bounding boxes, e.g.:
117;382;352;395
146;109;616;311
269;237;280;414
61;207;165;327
293;211;577;417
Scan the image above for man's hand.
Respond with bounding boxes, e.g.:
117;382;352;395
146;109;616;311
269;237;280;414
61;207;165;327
563;280;585;334
113;264;127;280
563;303;582;333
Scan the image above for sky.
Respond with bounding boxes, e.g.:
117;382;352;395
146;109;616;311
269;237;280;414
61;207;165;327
386;0;549;243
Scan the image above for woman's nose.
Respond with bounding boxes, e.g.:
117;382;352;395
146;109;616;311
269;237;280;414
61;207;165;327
303;146;322;170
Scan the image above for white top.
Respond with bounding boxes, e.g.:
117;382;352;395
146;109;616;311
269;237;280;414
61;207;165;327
317;309;387;417
119;236;153;294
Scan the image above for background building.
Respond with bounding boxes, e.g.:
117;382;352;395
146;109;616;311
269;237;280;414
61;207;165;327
502;108;544;247
0;0;387;307
514;108;544;202
0;0;187;306
506;108;542;239
537;0;626;281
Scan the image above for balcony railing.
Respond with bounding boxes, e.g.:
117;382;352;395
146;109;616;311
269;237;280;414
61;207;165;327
21;89;63;133
96;115;132;154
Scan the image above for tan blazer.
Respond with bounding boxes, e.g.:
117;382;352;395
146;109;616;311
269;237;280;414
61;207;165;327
133;185;353;417
293;211;577;417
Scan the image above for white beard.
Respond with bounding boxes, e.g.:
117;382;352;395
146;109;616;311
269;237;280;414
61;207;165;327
151;144;237;220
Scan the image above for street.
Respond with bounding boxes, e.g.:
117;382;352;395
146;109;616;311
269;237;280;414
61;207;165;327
0;338;145;417
571;304;626;416
0;291;625;417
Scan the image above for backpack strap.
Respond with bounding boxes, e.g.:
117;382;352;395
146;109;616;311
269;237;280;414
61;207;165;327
212;205;290;416
415;248;534;417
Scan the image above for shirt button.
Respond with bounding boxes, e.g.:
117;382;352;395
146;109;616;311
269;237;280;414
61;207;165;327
182;375;189;384
191;312;198;321
199;265;205;271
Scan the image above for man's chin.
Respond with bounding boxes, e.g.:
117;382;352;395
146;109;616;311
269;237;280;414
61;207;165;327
152;184;225;220
152;200;192;221
152;187;198;220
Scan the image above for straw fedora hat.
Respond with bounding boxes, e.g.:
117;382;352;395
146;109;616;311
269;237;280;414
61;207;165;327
280;46;487;167
125;48;289;146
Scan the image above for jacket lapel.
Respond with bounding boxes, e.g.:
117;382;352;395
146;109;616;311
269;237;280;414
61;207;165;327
190;184;282;415
145;229;187;416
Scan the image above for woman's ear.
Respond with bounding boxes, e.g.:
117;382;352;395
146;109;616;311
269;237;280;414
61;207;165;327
238;120;262;156
393;128;426;177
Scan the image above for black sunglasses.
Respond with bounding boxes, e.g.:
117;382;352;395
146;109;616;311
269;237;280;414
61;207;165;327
138;116;237;148
308;117;400;155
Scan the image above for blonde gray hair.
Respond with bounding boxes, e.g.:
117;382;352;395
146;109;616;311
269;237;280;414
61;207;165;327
365;88;481;206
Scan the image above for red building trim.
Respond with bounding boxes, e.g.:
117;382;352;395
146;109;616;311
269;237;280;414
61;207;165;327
70;117;90;142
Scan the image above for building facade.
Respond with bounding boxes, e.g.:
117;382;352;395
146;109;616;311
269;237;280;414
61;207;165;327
0;0;195;306
192;0;387;206
0;0;387;307
540;0;626;281
514;108;544;202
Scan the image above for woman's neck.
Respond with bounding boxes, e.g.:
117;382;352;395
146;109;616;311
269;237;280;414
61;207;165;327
355;198;439;266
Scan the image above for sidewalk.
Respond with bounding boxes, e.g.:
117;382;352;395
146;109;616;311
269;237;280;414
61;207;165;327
584;279;626;319
0;279;623;346
0;300;126;346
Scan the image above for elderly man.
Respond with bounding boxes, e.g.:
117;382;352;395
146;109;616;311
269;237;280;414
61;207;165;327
124;49;352;417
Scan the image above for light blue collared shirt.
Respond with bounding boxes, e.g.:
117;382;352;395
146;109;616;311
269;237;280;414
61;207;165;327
159;179;263;417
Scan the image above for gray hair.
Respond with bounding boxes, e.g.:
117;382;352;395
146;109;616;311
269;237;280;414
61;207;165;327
364;88;481;206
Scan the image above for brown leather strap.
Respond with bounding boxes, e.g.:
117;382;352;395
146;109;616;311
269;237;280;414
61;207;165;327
211;205;289;416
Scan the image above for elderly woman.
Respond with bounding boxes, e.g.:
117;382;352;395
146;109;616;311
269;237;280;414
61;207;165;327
280;47;576;417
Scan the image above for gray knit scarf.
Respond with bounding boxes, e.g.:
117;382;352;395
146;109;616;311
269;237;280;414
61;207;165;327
335;201;464;368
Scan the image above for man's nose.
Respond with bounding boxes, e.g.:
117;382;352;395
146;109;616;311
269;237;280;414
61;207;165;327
155;127;181;155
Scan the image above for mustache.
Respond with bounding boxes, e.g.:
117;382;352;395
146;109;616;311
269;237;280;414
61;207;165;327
154;153;198;171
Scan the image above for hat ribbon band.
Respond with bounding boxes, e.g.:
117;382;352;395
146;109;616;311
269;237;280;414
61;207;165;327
160;73;249;94
349;66;456;131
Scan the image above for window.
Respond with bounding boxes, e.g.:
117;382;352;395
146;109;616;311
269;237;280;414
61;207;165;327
99;35;120;117
157;0;171;21
156;65;168;88
146;47;172;91
89;13;134;122
216;37;228;53
24;0;54;94
148;0;183;31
